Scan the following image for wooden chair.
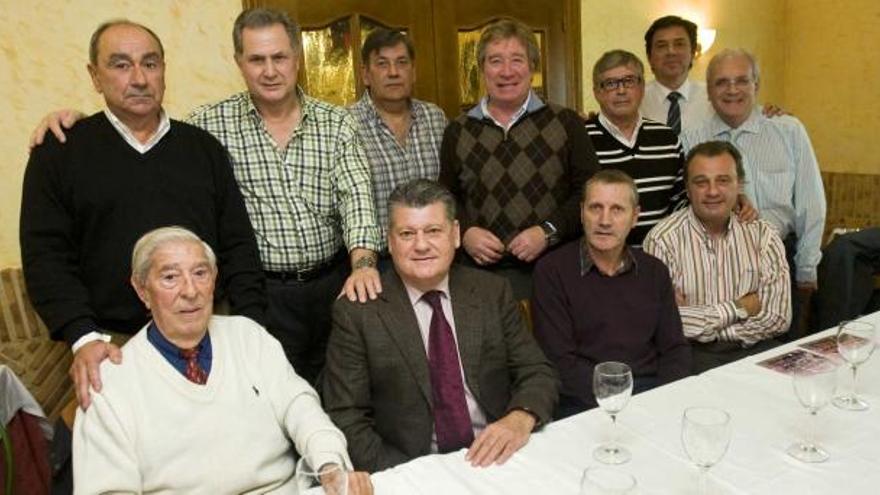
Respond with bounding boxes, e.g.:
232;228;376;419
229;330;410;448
0;268;73;422
518;299;534;333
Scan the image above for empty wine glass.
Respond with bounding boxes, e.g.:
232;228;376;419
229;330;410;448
833;320;876;411
787;363;837;462
295;452;348;495
580;466;637;494
593;361;634;464
681;407;731;495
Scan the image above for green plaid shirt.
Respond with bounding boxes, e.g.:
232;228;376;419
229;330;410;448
188;90;380;272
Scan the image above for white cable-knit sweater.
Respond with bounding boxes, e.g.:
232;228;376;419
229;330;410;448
73;315;349;494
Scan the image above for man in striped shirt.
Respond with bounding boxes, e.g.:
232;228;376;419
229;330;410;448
683;49;826;338
644;141;791;373
585;49;685;246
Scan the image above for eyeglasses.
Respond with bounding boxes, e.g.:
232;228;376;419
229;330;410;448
712;77;754;90
598;75;642;92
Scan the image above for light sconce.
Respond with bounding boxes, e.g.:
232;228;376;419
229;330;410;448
697;27;717;55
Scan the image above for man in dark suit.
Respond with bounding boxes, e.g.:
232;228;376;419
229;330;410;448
322;179;558;473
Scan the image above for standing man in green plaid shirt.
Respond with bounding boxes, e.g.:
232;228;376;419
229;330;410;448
184;8;382;384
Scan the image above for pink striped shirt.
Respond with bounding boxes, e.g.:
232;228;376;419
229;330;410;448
643;208;791;346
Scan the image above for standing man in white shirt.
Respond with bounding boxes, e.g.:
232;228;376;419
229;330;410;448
640;16;713;135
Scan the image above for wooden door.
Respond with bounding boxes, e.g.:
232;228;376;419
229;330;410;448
245;0;581;117
431;0;582;115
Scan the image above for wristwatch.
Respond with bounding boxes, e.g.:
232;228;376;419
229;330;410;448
353;255;377;270
539;221;559;247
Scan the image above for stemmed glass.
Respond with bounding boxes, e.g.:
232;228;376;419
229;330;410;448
832;320;876;411
580;466;637;494
681;407;731;495
295;452;348;495
593;361;634;464
787;363;837;462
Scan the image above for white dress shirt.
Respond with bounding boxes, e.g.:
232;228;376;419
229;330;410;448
641;79;714;133
682;110;827;283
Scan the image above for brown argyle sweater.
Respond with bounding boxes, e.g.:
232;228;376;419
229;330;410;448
439;99;599;247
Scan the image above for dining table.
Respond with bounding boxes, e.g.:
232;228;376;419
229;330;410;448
371;311;880;494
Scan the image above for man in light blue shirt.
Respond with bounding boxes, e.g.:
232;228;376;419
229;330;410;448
682;48;826;336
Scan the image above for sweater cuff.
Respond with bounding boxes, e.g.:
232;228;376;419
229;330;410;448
61;318;101;347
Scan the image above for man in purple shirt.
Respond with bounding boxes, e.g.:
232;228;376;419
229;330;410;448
532;169;691;418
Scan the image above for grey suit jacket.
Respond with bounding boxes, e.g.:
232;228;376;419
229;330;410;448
322;264;558;472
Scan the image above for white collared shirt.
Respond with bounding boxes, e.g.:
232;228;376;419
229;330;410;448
598;112;644;149
641;79;714;133
104;109;171;154
480;91;532;131
403;276;488;452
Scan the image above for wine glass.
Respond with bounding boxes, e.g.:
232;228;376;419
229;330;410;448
295;452;348;495
593;361;634;464
787;363;837;462
681;407;731;495
580;466;637;494
832;320;876;411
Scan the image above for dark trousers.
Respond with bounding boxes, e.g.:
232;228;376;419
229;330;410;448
783;234;808;341
814;228;880;330
458;254;534;301
265;260;349;385
691;339;781;374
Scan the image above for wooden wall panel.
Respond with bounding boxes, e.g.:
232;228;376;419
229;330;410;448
821;172;880;243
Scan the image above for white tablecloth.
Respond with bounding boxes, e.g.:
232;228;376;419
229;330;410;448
372;312;880;494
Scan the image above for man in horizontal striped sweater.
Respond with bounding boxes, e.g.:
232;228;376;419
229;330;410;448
585;49;685;246
644;141;791;373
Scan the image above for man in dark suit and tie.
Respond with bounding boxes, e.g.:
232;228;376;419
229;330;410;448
322;179;558;473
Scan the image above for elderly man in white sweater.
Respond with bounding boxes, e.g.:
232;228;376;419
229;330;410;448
73;226;372;494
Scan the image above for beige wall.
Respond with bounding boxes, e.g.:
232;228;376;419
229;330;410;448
580;0;786;112
0;0;243;268
784;0;880;175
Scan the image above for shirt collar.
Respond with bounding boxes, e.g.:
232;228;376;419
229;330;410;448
403;274;451;307
146;321;211;356
242;85;312;122
468;90;545;126
103;108;170;154
655;78;696;102
707;106;763;136
579;238;638;277
685;206;738;242
598;113;644;147
358;90;420;123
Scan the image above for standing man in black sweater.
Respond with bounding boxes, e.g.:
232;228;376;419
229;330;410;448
20;20;265;410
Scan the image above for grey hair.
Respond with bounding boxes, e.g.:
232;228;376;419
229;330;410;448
592;49;645;87
477;18;540;71
89;19;164;65
233;7;301;55
582;169;640;209
706;48;761;85
131;226;216;286
387;179;457;227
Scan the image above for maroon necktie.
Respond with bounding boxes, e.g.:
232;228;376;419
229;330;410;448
423;290;474;452
180;348;207;385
